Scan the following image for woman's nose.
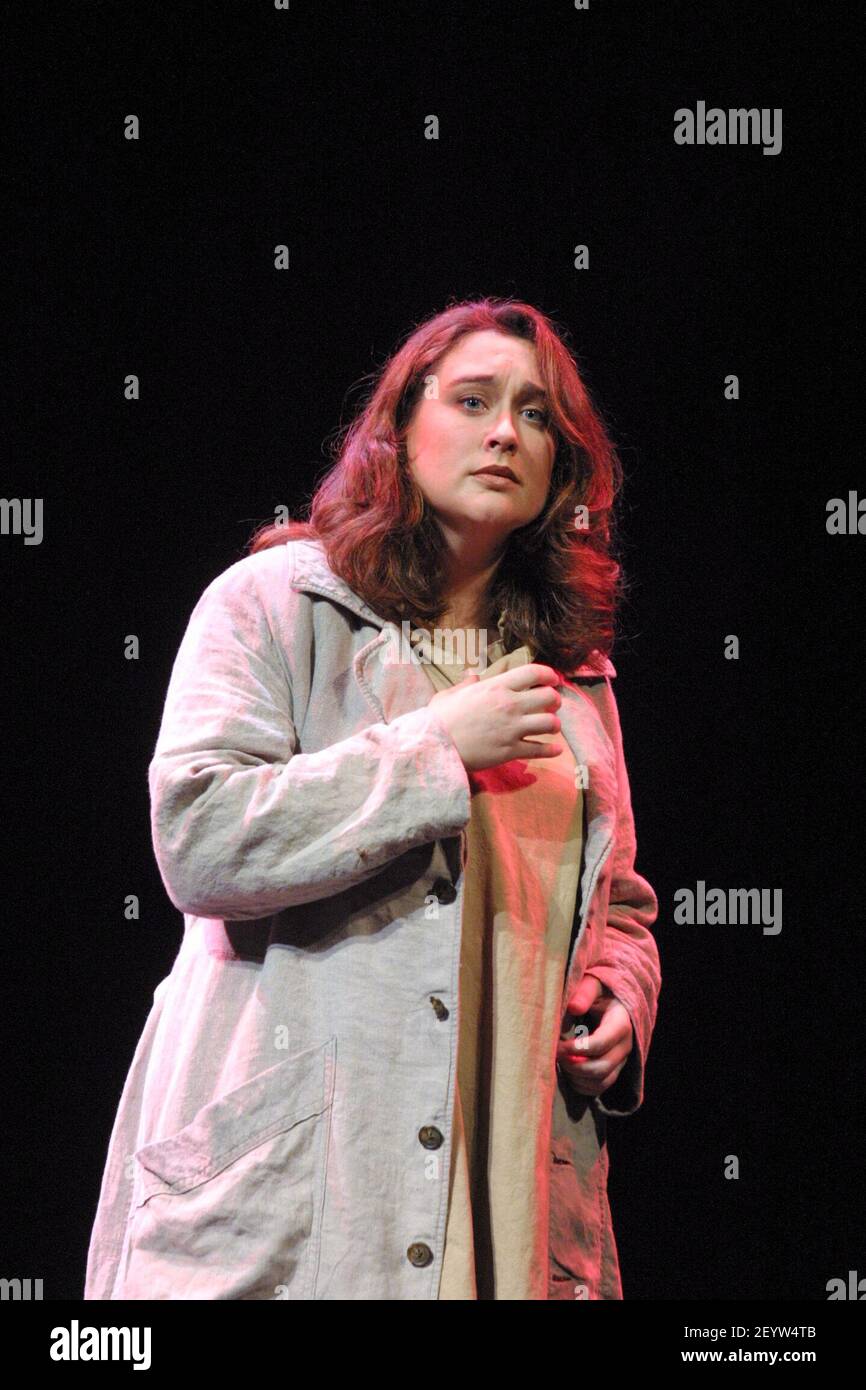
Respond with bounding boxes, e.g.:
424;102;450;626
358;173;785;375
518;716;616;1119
486;413;519;446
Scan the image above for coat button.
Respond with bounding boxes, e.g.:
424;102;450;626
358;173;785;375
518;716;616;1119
429;995;449;1020
431;877;457;904
418;1125;443;1149
407;1242;434;1267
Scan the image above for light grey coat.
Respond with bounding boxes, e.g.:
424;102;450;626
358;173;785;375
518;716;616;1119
84;537;661;1300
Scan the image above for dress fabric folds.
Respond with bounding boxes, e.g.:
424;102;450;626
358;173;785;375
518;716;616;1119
413;630;585;1300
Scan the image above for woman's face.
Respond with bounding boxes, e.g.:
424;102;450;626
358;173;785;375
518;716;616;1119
404;329;556;551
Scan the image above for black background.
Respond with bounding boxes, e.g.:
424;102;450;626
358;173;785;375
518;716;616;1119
3;0;863;1305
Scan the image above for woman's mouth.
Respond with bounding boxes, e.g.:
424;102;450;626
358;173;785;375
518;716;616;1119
472;467;520;485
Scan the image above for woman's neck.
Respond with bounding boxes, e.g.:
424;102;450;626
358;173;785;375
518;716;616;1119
438;553;504;633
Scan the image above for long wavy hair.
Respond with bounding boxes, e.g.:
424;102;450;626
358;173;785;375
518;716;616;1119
248;296;629;673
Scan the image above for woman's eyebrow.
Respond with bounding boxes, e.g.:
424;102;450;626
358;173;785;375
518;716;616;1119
446;373;548;400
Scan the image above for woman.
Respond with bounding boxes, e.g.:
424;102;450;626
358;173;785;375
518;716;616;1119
84;296;661;1301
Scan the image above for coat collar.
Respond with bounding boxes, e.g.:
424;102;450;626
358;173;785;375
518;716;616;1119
286;537;616;678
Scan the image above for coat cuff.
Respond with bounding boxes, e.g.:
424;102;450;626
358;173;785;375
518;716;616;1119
585;974;650;1118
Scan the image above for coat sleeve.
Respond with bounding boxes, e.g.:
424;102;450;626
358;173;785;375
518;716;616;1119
147;560;471;920
583;675;661;1118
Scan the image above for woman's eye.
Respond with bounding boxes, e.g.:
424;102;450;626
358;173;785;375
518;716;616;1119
459;396;549;425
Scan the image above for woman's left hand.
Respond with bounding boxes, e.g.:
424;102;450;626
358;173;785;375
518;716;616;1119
556;973;634;1097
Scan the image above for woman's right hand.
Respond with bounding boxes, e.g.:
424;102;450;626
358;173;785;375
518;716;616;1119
427;663;564;772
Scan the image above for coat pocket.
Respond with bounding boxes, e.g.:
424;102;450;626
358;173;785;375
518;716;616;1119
118;1036;336;1300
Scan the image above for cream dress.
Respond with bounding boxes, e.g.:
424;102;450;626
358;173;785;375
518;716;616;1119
413;624;586;1300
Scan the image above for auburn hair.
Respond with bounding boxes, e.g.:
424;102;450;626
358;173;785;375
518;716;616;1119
247;295;630;674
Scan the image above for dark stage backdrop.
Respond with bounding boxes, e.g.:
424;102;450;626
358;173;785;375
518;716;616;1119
3;0;863;1312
